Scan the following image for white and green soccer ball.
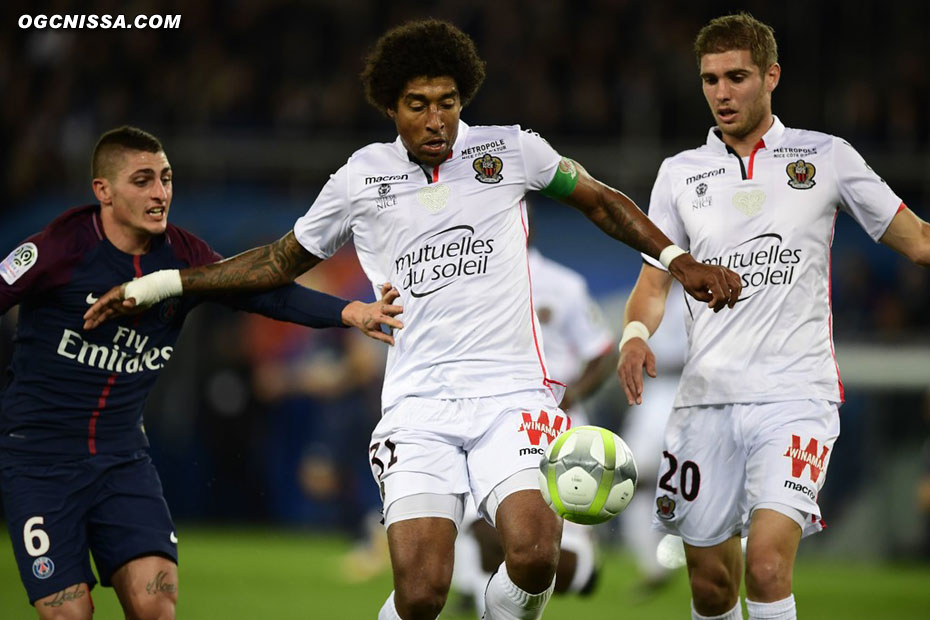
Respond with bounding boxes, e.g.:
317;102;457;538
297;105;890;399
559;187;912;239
538;425;638;525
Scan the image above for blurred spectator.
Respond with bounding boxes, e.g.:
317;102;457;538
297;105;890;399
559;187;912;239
3;1;929;205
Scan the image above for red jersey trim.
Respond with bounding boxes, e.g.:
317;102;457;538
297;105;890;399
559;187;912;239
88;374;117;454
518;201;558;400
827;207;845;403
92;211;104;241
88;254;144;453
431;150;453;183
746;139;765;180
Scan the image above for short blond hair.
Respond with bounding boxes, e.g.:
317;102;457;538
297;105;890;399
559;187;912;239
694;13;778;71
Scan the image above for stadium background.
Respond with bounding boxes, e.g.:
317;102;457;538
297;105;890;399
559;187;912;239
2;0;930;617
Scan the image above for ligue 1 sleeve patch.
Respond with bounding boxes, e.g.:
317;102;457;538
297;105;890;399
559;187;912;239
0;242;39;285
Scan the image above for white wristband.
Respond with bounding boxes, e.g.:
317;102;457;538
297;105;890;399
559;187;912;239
124;269;183;307
619;320;651;351
659;245;688;269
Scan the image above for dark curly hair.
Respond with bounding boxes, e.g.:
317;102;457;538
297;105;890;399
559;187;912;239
361;19;487;115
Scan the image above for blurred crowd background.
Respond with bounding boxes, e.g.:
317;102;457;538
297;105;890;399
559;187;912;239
2;0;930;564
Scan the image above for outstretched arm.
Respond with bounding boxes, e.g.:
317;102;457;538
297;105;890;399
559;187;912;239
82;232;404;343
617;263;674;406
83;231;317;328
554;159;741;311
225;281;405;346
185;230;320;292
880;207;930;267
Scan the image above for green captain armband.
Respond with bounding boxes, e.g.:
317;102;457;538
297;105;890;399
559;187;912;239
541;157;579;199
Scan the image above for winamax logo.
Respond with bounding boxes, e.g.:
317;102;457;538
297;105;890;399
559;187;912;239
517;410;569;456
701;233;801;301
393;225;495;297
784;435;830;483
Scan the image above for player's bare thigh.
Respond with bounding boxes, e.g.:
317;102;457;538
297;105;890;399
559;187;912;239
34;582;93;620
494;489;562;591
744;507;801;602
386;516;457;613
110;554;178;620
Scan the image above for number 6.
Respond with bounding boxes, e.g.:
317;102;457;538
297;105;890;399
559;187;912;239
23;516;50;557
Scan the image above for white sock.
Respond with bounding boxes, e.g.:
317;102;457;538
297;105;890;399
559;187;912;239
483;562;554;620
746;595;796;620
378;591;402;620
473;571;490;618
692;599;744;620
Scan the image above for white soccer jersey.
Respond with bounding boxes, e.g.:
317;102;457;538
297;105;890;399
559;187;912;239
644;117;903;407
527;248;613;386
294;121;562;410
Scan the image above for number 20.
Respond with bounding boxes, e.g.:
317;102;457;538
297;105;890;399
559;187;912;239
658;451;701;501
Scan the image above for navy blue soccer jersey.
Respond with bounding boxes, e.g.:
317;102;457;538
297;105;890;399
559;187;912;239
0;205;349;456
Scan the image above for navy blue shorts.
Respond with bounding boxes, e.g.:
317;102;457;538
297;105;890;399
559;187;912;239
0;451;178;604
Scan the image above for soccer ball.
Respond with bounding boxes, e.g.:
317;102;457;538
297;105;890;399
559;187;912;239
538;425;637;525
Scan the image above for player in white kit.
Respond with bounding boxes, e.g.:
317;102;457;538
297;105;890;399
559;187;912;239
85;20;742;620
617;13;930;620
452;244;616;617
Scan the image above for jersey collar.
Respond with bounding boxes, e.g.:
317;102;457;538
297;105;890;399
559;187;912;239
705;115;786;153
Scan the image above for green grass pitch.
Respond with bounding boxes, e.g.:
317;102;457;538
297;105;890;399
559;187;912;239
2;527;930;618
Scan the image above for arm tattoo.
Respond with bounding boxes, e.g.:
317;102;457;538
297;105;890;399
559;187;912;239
560;163;668;259
42;585;86;607
182;231;322;293
578;181;666;258
146;570;179;595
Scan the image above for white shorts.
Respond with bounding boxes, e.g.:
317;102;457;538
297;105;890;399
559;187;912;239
369;388;568;525
652;399;839;547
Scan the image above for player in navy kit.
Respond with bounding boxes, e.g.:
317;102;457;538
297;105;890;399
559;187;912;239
0;126;403;619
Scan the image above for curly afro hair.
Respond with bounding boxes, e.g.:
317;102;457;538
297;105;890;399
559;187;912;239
361;19;487;115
